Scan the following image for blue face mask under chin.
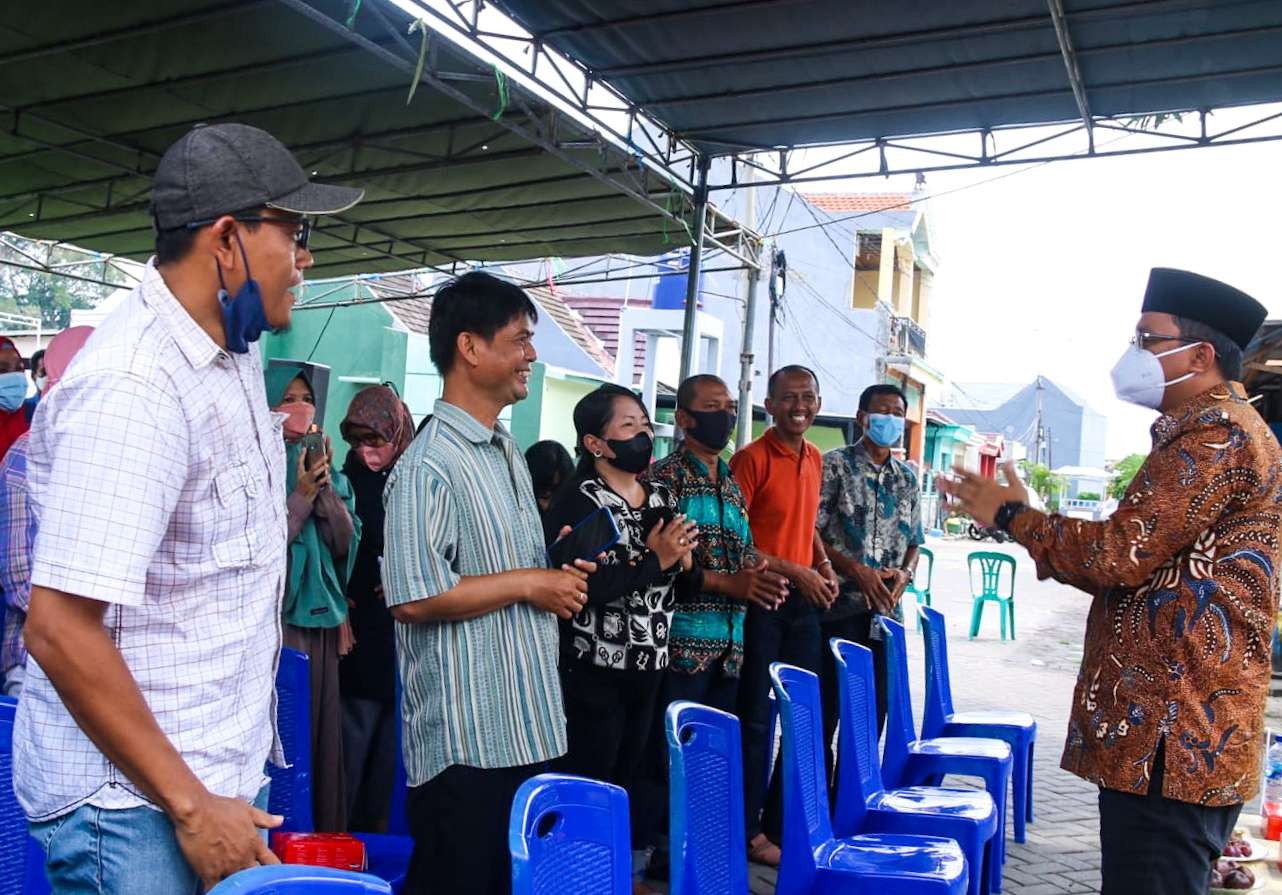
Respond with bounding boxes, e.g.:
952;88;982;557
217;233;273;354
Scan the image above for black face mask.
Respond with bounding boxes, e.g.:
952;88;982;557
685;408;737;452
605;432;654;474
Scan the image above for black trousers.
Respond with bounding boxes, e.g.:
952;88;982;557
738;602;821;843
819;609;886;786
1098;741;1242;895
556;663;663;848
638;665;741;849
404;762;544;895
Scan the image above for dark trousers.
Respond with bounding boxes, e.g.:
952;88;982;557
557;663;663;848
1098;741;1242;895
404;762;543;895
738;603;821;843
341;696;398;832
639;665;741;849
819;609;885;786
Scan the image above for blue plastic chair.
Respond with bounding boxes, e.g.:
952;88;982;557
769;663;969;895
830;640;998;895
268;648;314;833
1;697;52;895
665;701;753;895
509;773;631;895
878;619;1012;894
920;607;1036;844
207;865;391;893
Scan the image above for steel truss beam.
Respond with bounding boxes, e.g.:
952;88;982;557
0;233;143;290
275;0;761;271
709;107;1282;190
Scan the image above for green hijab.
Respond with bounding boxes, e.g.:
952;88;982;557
266;367;361;629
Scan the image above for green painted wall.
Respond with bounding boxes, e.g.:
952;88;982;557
262;284;407;466
510;363;609;453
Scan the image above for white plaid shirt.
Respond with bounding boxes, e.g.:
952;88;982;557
13;262;288;821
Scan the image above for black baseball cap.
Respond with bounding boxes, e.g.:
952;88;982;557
151;123;364;231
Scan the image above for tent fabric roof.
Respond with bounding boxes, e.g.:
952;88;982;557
491;0;1282;153
0;0;720;277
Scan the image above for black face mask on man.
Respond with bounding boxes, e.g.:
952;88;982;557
685;408;736;452
604;432;654;474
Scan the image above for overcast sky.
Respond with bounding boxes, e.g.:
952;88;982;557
796;105;1282;460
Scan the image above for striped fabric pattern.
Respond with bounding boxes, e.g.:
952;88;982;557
383;400;566;787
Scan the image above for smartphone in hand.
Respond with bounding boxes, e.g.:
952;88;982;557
301;427;326;470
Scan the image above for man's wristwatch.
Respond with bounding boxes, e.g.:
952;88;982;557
994;501;1030;534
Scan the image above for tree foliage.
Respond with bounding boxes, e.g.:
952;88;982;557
0;236;123;329
1108;453;1147;499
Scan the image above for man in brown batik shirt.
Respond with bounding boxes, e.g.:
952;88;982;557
942;268;1279;895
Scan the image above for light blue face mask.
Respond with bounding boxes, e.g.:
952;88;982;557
0;371;27;413
864;412;904;448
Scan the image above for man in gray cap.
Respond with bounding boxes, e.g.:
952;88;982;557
942;268;1280;895
15;123;362;893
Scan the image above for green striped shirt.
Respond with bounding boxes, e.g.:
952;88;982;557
383;401;566;785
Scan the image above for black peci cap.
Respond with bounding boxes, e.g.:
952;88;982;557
1141;267;1267;350
151;123;363;231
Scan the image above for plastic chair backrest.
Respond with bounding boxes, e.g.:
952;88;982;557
917;547;935;591
666;701;749;895
1;697;22;895
877;617;918;787
769;663;831;891
207;864;391;893
830;639;883;834
968;551;1015;600
267;648;314;832
919;606;955;737
509;774;630;895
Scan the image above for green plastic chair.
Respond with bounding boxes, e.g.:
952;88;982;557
967;551;1017;640
906;546;934;628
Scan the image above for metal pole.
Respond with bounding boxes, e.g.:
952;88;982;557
736;265;761;450
766;249;779;425
678;155;711;385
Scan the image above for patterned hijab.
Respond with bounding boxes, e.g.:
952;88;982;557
340;385;413;462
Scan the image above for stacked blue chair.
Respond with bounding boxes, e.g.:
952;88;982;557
267;648;314;833
2;697;50;895
920;607;1037;843
830;640;999;895
207;865;391;893
769;663;969;895
878;619;1012;894
665;701;753;895
509;774;631;895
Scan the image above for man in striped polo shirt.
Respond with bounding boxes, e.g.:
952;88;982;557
383;272;594;895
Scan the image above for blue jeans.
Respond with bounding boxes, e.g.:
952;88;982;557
30;784;270;895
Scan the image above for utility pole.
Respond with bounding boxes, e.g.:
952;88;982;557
1034;375;1046;466
677;155;711;385
735;164;759;451
766;248;784;426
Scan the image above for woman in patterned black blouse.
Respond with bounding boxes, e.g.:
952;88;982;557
544;384;701;891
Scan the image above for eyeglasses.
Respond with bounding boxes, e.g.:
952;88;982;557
1129;330;1200;351
183;215;311;249
345;432;388;449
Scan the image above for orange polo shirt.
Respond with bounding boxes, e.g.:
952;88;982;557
728;427;823;567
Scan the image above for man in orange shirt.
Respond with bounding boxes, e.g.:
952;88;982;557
730;365;839;865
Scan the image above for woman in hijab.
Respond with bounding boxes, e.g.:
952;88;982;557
338;385;413;832
0;326;93;697
0;336;37;460
266;364;361;833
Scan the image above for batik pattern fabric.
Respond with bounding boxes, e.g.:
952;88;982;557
1010;383;1282;806
642;447;752;677
548;478;681;672
816;441;925;621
